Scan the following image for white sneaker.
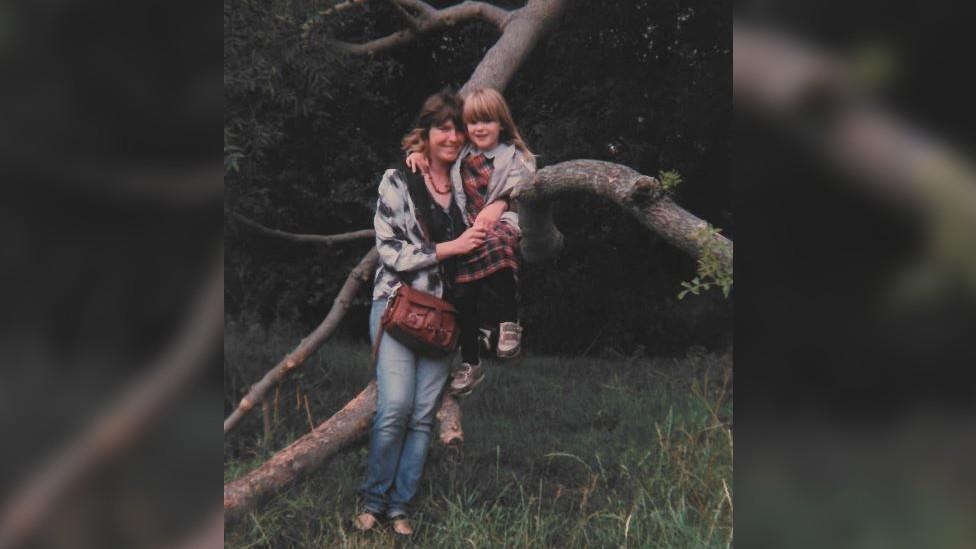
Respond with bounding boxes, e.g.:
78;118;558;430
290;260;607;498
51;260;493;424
449;362;484;396
496;322;522;358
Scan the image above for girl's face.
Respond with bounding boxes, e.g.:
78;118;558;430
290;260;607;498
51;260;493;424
466;119;501;151
427;120;464;166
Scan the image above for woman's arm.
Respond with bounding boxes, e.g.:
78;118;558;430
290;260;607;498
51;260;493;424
375;170;487;270
473;198;508;230
374;173;439;273
436;226;487;258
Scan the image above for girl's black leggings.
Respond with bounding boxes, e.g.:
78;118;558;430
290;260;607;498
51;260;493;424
453;269;517;365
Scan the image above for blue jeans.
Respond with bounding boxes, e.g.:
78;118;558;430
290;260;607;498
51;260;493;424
362;299;451;517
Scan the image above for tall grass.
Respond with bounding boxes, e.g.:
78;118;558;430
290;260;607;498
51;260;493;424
224;325;732;548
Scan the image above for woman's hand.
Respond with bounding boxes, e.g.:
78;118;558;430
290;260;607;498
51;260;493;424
437;227;485;258
405;152;430;174
473;199;508;230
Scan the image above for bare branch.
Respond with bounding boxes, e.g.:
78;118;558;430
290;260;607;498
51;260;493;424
332;29;417;56
0;254;222;549
319;0;368;16
224;382;463;517
332;0;512;56
232;212;375;245
393;0;437;19
224;248;379;434
435;0;509;29
391;0;425;31
225;381;378;518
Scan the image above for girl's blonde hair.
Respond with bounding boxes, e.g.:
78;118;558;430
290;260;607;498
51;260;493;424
462;88;534;164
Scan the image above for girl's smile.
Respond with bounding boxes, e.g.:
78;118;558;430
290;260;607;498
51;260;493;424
466;120;501;151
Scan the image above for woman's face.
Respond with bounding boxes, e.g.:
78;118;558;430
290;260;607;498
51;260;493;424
427;120;464;166
466;120;501;151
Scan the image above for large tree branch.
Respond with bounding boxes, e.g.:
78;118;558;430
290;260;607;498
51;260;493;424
332;0;511;55
224;248;379;433
225;381;378;517
232;212;375;245
518;160;732;268
462;0;566;94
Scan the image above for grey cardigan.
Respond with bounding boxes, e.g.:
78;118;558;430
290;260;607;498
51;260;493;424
450;142;536;229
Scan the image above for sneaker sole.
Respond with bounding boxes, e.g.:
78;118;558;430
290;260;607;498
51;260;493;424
496;347;520;359
449;372;485;396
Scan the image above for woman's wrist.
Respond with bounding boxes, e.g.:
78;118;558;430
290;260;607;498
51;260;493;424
435;241;455;260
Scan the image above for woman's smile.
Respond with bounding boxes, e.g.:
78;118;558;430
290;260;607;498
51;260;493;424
428;120;464;165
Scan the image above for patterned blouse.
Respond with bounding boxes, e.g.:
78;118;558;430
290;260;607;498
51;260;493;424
371;167;451;301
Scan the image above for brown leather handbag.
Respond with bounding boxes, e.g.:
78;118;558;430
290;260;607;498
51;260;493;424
375;283;460;359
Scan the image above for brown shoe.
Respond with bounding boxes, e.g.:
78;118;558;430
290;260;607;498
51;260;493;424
449;362;484;396
497;322;522;358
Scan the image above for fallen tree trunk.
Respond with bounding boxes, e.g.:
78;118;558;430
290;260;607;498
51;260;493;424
224;383;463;518
224;381;377;517
223;248;378;433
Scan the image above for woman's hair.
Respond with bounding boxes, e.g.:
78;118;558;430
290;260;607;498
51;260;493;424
400;88;464;155
462;87;534;163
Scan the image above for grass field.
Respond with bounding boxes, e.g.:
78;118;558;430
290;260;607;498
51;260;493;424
224;325;732;548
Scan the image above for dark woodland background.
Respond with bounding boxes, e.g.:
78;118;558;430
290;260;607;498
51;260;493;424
224;0;732;355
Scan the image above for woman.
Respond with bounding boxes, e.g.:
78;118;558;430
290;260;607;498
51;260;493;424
354;89;486;536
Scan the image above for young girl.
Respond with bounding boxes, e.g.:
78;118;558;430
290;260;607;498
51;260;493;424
407;87;535;396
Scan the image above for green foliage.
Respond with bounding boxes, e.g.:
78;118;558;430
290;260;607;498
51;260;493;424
659;169;684;193
224;327;733;547
679;224;732;300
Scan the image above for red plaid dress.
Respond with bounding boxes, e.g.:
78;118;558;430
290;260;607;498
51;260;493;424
455;153;521;284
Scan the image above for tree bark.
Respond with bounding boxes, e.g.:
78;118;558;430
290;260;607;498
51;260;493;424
223;248;378;433
518;160;732;267
437;395;464;446
225;381;378;518
462;0;566;94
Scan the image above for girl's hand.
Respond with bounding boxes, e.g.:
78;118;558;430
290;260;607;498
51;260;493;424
405;152;429;174
473;199;507;230
436;227;485;259
453;226;486;255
